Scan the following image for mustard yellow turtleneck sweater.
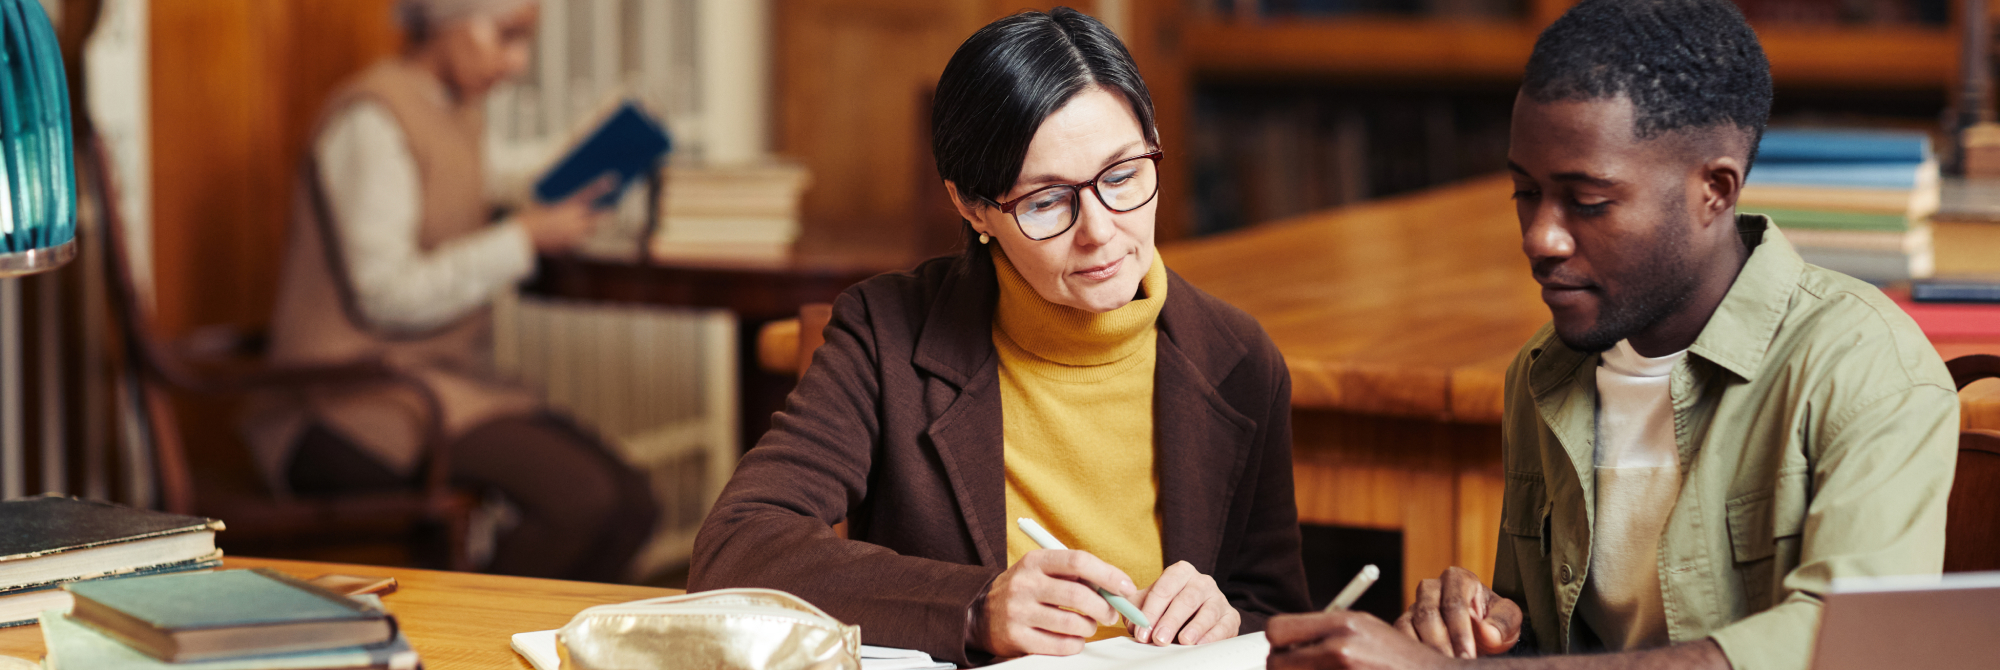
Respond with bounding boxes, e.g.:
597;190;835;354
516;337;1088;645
993;246;1167;640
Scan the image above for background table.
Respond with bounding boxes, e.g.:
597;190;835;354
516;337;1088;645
1161;174;2000;599
0;557;682;670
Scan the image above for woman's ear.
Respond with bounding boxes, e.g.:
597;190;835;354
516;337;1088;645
944;180;991;237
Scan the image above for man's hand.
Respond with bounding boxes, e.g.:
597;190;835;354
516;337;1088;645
1394;566;1522;659
1267;611;1460;670
973;550;1140;657
1134;560;1240;645
520;175;616;253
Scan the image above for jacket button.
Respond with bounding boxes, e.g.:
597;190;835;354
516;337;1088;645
1560;564;1574;584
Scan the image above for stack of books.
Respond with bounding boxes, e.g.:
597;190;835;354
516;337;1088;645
1740;128;1939;285
40;568;418;670
0;496;223;628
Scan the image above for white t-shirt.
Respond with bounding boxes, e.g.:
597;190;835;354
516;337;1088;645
1577;339;1686;651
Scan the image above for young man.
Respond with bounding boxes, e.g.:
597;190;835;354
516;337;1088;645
1267;1;1959;668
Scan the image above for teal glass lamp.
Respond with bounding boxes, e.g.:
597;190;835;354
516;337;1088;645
0;0;75;277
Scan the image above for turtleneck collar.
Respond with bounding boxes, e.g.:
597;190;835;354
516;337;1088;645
991;244;1167;367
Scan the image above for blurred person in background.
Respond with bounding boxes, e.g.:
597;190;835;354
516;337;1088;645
243;0;655;582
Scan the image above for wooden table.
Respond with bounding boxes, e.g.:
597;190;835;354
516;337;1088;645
0;557;682;669
1161;173;2000;600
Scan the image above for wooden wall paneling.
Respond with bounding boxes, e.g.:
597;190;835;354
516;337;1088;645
147;0;402;492
776;0;987;261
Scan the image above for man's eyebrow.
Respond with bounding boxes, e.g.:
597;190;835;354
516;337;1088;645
1013;141;1146;191
1507;160;1619;188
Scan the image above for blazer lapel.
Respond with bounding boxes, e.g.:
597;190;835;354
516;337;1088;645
913;253;1009;569
1153;271;1257;572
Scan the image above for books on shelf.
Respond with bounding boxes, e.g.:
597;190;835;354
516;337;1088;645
64;568;398;662
0;495;225;627
1741;127;1940;284
40;610;418;670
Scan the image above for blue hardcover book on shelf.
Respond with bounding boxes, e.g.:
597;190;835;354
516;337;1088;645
1745;162;1930;190
1756;128;1931;164
533;101;672;209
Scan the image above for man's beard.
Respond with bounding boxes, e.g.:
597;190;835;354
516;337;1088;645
1554;202;1701;354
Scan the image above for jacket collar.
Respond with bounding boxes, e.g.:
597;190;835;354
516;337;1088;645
1685;214;1802;383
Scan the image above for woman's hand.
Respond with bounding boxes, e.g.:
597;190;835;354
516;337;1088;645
974;549;1140;658
519;176;616;253
1134;560;1239;645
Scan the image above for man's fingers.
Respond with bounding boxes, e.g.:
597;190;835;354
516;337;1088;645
1150;582;1205;647
1265;612;1347;648
1478;595;1525;654
1409;598;1454;657
564;174;619;207
1018;599;1100;639
1439;592;1478;659
1392;611;1417;640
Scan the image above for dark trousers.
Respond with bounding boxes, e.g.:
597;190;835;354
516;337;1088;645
287;414;658;582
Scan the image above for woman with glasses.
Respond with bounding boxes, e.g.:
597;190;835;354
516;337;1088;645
690;8;1308;664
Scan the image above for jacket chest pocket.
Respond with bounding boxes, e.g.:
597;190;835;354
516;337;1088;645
1501;473;1552;558
1725;470;1809;608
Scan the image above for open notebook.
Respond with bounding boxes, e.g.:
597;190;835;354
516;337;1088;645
988;632;1269;670
511;629;950;670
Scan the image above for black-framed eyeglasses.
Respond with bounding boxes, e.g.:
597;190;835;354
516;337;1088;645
981;150;1164;241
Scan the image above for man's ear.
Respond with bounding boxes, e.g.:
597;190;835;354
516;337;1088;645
943;180;991;237
1700;154;1746;226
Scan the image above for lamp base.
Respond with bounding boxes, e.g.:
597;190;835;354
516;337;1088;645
0;240;77;277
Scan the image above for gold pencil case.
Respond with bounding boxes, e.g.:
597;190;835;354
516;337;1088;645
557;588;861;670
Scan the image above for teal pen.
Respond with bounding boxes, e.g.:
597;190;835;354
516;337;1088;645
1015;517;1153;630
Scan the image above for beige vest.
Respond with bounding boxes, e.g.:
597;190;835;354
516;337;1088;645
246;59;535;493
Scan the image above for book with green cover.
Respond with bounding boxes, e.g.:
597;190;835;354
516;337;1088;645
1742;207;1914;232
40;608;417;670
65;568;395;662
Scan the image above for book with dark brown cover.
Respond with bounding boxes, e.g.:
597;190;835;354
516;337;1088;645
0;495;224;593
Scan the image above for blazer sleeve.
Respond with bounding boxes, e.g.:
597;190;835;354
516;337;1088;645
688;288;999;665
1218;340;1313;630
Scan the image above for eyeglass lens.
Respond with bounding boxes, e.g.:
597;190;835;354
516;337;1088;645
1015;155;1159;240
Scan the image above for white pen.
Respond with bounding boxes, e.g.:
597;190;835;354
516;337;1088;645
1325;564;1380;612
1015;518;1152;630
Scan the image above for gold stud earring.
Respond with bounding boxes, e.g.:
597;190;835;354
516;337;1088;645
978;233;990;244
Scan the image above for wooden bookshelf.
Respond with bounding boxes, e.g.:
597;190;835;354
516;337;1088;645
1184;18;1958;90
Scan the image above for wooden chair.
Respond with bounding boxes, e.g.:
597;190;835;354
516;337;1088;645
86;133;478;570
1945;354;2000;573
755;303;835;380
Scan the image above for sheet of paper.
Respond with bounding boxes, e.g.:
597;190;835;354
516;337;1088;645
510;629;559;670
986;632;1269;670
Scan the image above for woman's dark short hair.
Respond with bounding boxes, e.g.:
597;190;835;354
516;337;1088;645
930;7;1158;259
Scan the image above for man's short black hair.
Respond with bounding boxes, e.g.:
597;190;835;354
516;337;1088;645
1523;0;1773;166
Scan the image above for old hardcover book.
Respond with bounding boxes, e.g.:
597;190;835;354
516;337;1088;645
41;608;418;670
66;568;395;662
0;496;223;593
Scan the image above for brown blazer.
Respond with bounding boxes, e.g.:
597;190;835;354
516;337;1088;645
690;251;1310;664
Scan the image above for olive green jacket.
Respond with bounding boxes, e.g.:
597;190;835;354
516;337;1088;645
1492;215;1958;670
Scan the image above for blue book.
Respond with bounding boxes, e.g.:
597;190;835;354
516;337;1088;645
41;609;418;670
1746;161;1931;190
1757;128;1931;164
533;101;672;208
65;568;395;662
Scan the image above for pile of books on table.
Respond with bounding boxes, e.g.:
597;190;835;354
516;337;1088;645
0;495;223;629
1740;128;1939;285
39;568;417;670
